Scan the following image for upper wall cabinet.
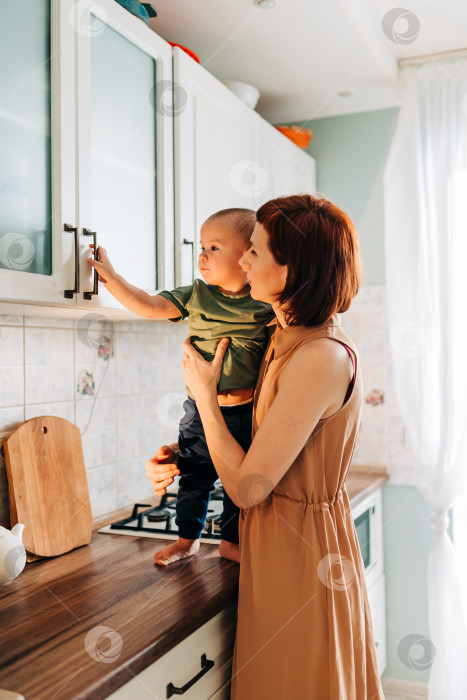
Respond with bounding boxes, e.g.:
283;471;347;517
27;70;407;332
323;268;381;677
173;47;263;287
0;0;174;309
0;3;316;311
173;47;316;287
256;120;316;204
75;0;174;309
0;0;77;305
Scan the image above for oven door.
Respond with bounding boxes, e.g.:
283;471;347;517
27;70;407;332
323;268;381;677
352;490;383;588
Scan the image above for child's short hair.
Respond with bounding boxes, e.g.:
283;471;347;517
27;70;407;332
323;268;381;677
203;208;256;247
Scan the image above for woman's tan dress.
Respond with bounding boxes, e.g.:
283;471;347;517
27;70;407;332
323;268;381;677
230;315;384;700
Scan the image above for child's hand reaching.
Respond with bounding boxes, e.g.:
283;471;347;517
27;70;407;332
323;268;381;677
87;244;117;285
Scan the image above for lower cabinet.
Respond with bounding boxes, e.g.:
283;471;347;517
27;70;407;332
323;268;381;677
367;572;387;676
106;604;237;700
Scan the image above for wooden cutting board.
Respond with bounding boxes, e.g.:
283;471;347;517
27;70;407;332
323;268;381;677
3;416;93;558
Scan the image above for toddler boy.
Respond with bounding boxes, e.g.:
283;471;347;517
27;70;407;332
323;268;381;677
87;208;273;565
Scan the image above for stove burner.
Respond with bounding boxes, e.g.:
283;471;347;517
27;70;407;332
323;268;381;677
104;483;225;542
147;508;173;522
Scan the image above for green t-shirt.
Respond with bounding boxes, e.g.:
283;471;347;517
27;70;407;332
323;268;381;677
158;279;274;400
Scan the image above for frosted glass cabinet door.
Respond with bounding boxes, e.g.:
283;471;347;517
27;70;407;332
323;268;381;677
0;0;77;304
75;0;174;310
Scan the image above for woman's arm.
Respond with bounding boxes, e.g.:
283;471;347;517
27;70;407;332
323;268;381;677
183;337;351;509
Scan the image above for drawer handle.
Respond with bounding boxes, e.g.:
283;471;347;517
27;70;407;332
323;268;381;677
166;653;214;698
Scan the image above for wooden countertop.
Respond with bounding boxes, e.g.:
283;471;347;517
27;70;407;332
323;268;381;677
0;467;387;699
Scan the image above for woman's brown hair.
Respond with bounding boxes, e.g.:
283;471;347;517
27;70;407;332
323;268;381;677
256;193;362;326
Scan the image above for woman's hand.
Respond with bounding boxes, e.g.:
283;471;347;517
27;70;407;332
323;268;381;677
87;244;117;285
145;444;180;497
182;336;230;401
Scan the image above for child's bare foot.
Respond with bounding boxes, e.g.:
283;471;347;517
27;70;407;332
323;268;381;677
154;537;200;566
219;539;240;564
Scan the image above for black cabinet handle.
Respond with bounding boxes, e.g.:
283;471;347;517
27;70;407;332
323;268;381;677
64;224;79;298
166;653;214;698
183;238;194;281
83;228;98;299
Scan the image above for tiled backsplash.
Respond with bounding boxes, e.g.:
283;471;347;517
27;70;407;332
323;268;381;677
0;285;415;525
340;285;416;483
0;313;188;524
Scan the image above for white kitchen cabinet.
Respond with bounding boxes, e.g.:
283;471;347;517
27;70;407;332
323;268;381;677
351;488;387;676
257;119;316;206
1;2;317;311
368;572;387;675
0;0;77;306
105;604;237;700
173;47;263;287
173;45;317;287
75;0;174;309
0;0;174;311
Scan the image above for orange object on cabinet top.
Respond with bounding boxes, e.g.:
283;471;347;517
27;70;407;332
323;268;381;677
167;42;200;63
276;125;313;149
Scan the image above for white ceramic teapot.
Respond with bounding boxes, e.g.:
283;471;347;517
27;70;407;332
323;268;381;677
0;523;26;585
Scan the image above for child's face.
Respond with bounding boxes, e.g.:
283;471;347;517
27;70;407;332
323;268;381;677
198;222;249;288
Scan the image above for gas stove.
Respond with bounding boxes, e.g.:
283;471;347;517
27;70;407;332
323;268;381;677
98;484;224;544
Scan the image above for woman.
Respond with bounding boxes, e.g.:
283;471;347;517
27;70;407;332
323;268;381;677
146;194;384;699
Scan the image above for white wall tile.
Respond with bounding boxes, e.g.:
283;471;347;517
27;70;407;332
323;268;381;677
0;406;24;434
0;368;24;407
24;401;74;423
25;364;74;404
0;326;23;365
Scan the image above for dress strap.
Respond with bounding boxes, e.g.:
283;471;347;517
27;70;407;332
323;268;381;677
340;342;356;404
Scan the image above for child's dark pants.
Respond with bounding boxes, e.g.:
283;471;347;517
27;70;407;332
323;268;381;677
175;396;253;544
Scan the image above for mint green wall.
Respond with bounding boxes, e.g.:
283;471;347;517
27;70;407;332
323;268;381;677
301;108;400;286
382;485;432;683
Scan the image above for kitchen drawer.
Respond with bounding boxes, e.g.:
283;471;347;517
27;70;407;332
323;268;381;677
367;572;387;676
106;604;237;700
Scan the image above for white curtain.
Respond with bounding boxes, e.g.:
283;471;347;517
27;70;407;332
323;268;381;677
383;59;467;699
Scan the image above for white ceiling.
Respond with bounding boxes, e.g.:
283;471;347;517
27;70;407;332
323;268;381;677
148;0;467;124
